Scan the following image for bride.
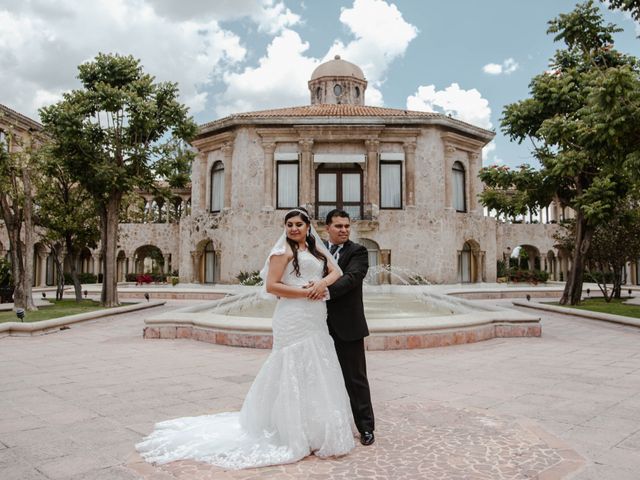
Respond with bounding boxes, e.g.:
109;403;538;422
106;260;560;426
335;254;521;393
136;208;356;469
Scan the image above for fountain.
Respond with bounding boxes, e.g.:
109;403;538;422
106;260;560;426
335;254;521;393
143;267;541;350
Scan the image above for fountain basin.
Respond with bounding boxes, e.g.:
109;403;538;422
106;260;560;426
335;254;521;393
143;286;541;350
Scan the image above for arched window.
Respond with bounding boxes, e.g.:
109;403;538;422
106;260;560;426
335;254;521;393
210;161;224;212
452;161;466;212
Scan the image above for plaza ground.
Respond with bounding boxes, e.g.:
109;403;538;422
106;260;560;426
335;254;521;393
1;299;639;479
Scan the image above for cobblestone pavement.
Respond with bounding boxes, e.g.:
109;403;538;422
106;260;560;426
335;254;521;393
1;299;640;479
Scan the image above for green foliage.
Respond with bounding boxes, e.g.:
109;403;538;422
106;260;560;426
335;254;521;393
603;0;640;24
39;53;198;200
496;260;507;277
236;270;262;286
171;276;180;286
63;272;99;284
491;1;640;304
0;258;13;287
508;269;550;284
39;53;198;306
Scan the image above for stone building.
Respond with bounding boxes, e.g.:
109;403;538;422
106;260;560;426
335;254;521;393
1;57;638;287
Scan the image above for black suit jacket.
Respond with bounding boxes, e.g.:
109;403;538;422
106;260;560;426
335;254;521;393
326;240;370;342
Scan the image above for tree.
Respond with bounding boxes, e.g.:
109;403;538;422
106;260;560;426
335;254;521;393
496;1;640;305
554;206;640;301
479;164;556;222
604;0;640;23
0;123;41;311
40;53;197;307
36;149;100;301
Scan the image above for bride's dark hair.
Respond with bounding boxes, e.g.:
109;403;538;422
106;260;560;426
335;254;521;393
284;207;328;278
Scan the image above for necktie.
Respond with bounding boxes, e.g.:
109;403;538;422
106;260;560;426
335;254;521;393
330;244;340;258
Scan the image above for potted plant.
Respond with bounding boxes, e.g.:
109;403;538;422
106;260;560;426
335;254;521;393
0;258;14;303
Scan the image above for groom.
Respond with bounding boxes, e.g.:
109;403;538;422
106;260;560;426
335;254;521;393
321;209;375;445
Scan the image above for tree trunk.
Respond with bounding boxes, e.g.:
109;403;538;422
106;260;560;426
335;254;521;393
64;235;82;302
52;247;65;301
21;166;36;311
100;193;122;307
6;227;25;309
560;212;593;305
612;265;623;300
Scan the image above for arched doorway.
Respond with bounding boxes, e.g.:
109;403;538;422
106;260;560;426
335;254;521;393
201;240;219;284
459;242;472;283
458;240;483;283
360;238;382;285
133;245;164;274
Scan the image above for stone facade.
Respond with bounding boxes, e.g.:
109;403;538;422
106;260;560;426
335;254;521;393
2;58;638;287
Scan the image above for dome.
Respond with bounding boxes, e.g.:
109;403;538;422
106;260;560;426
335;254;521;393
310;55;365;81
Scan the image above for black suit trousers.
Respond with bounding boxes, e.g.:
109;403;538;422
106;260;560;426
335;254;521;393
329;327;375;434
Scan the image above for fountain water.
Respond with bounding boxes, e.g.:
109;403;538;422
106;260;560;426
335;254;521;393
144;266;541;350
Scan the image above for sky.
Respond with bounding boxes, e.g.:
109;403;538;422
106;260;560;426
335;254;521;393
1;0;638;168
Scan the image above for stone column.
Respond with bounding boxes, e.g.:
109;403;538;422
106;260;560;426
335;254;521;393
444;145;456;210
262;142;276;210
222;142;233;210
163;254;171;274
91;255;100;276
403;141;417;206
39;254;47;287
468;152;480;213
191;251;200;283
298;139;314;209
365;139;379;216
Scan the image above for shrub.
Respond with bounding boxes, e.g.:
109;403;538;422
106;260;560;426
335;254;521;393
0;258;13;287
125;273;137;282
136;274;153;284
171;276;179;286
508;269;549;284
236;270;262;286
496;260;507;278
63;272;98;284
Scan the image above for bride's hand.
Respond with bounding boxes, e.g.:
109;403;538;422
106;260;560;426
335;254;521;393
305;280;327;301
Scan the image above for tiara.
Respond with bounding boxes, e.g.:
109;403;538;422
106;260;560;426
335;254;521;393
286;208;310;220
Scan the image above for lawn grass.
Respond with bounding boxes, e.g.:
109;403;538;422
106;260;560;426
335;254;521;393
0;299;113;323
554;297;640;319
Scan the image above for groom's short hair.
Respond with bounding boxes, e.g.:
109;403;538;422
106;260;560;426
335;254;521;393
325;209;350;225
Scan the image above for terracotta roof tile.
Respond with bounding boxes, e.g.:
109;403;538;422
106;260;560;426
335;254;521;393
231;104;441;118
198;103;495;141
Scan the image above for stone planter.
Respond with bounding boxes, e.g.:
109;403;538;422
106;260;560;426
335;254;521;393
0;286;15;304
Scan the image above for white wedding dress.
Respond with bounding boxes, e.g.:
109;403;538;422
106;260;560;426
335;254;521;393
136;249;356;469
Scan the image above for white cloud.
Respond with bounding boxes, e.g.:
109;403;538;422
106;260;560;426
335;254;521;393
215;29;319;117
482;57;519;75
215;0;418;114
0;0;247;118
406;83;492;129
327;0;418;90
145;0;300;34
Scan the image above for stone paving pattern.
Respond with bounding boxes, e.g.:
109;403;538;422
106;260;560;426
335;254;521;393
1;299;640;479
128;402;581;479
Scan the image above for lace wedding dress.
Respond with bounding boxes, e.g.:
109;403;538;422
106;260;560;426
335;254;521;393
136;249;356;469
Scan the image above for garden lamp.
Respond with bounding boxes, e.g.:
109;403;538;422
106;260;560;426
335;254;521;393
629;289;633;297
526;294;531;302
15;308;24;322
144;292;150;302
586;288;590;298
42;292;46;298
83;290;88;298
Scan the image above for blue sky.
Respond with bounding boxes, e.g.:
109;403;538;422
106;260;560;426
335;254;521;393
1;0;638;168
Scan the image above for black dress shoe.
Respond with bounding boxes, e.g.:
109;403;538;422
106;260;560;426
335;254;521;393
360;431;375;446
